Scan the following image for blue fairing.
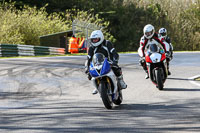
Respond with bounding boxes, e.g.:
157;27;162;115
89;58;111;77
89;63;99;77
100;58;111;75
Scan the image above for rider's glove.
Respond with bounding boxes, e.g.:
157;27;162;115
85;67;89;74
139;57;145;63
85;67;92;80
165;52;170;58
87;74;92;80
171;54;173;60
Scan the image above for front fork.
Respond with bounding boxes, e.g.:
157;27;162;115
92;77;118;100
92;78;99;90
92;77;112;93
148;65;167;82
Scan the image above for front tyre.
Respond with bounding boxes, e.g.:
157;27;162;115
100;82;113;109
155;69;163;90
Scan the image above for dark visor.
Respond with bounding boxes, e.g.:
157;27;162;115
160;33;166;36
91;38;100;43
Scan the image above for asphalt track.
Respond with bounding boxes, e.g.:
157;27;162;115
0;52;199;133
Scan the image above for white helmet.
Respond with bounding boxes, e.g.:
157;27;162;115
143;24;155;39
159;28;167;38
90;30;104;47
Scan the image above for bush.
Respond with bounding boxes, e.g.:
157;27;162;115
132;0;200;51
0;2;70;45
0;2;112;46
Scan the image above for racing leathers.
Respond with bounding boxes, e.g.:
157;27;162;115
159;35;173;75
85;39;127;89
159;35;173;60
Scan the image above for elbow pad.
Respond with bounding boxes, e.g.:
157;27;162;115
110;48;119;61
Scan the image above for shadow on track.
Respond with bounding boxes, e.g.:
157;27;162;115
1;99;200;132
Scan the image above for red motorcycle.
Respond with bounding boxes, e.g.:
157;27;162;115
145;44;168;90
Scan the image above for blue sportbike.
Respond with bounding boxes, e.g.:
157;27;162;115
89;53;123;109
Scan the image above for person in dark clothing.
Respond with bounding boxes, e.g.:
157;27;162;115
159;28;173;59
85;30;127;94
159;27;173;75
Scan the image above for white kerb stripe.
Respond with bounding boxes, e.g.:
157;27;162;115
189;75;200;87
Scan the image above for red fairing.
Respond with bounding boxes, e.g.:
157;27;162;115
161;53;166;61
145;55;152;63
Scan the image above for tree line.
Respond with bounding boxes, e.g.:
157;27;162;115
1;0;200;51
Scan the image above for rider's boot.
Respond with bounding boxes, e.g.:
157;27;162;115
92;89;98;95
141;61;149;79
117;75;127;89
145;73;149;79
145;70;149;79
167;59;171;75
168;70;171;75
92;79;98;95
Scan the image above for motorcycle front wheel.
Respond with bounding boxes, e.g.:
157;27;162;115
155;69;163;90
99;82;113;109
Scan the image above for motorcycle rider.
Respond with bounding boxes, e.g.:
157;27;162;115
85;30;127;94
138;24;170;79
158;27;173;75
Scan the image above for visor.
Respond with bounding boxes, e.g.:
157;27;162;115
160;33;166;36
145;30;153;37
91;38;100;43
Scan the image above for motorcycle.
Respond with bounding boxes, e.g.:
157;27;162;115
89;53;123;109
145;44;168;90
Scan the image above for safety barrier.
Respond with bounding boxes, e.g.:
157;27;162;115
49;47;65;55
0;44;66;57
18;44;34;56
0;44;18;56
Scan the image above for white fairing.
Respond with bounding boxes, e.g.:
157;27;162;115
150;53;162;63
91;70;118;94
94;65;103;70
106;71;118;94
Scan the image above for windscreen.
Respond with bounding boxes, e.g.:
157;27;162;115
92;53;105;66
149;44;158;53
